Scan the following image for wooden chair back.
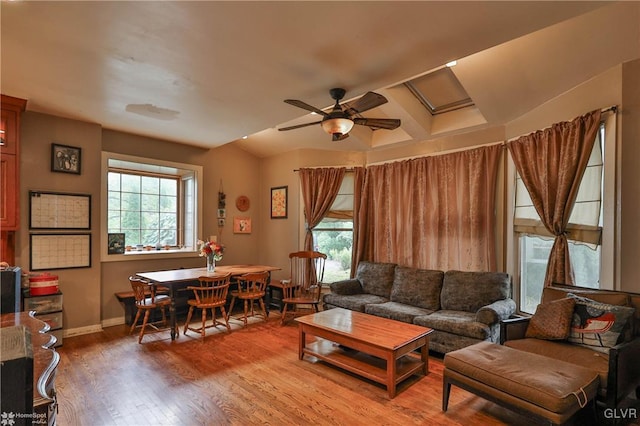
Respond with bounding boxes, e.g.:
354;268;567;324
236;271;269;297
129;276;156;307
190;274;231;306
285;251;327;302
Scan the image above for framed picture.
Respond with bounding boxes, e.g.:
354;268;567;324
271;186;288;219
233;216;251;234
51;143;82;174
217;208;226;218
107;233;125;254
217;218;226;227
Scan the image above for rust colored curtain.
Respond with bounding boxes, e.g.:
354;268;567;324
351;167;366;277
507;110;601;286
299;167;346;252
357;144;501;271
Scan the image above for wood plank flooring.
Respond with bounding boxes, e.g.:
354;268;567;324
53;312;616;425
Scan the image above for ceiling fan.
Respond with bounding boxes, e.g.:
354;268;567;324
279;88;401;141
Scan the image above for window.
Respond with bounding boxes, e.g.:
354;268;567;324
517;123;606;313
312;173;354;282
108;171;179;247
101;153;201;258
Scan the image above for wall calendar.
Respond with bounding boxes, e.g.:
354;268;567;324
29;191;91;230
30;233;92;270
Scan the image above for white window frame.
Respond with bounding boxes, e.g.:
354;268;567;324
100;152;203;262
506;111;618;313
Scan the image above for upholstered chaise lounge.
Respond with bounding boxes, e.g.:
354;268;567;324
500;284;640;412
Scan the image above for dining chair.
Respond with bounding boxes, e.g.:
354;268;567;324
228;271;269;326
183;273;232;339
281;251;327;325
129;275;172;344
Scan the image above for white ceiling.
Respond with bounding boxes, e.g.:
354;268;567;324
2;1;639;158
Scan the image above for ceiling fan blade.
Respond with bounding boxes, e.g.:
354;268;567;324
284;99;329;117
332;132;350;142
278;120;322;131
353;117;401;130
343;91;388;115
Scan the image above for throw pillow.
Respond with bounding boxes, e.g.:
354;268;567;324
525;297;576;340
567;293;636;353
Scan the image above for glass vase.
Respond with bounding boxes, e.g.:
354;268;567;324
206;256;216;272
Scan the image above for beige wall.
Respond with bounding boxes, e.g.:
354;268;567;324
19;112;103;331
620;60;640;292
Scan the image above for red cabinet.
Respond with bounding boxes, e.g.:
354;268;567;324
1;94;27;264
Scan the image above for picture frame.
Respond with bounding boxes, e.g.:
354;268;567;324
217;208;226;218
107;233;126;254
270;186;288;219
51;143;82;174
217;218;226;227
233;216;251;234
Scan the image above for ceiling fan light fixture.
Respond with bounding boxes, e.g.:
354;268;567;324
321;117;354;135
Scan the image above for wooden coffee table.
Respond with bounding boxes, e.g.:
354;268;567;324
295;308;433;398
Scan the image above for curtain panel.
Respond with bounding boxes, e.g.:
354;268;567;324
357;144;501;271
507;109;601;286
299;167;346;252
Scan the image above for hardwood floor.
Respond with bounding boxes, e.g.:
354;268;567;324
53;312;603;425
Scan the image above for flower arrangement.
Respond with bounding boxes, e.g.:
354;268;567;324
197;239;224;261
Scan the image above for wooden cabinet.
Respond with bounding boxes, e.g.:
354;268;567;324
0;95;27;265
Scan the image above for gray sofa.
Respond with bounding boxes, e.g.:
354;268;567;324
323;261;515;353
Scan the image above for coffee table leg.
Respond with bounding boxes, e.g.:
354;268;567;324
298;326;305;360
387;352;397;398
421;338;428;374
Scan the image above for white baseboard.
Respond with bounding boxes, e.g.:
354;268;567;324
63;324;103;338
102;317;125;328
61;317;125;338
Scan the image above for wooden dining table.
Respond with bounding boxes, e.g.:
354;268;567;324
136;265;280;340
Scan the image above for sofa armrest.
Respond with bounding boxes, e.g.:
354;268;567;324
476;298;517;325
329;279;363;295
499;316;531;344
606;336;640;408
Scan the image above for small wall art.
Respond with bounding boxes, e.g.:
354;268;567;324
107;233;125;254
270;186;287;219
51;143;82;174
233;216;252;234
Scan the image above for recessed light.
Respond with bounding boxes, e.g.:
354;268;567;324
446;60;457;68
242;135;248;139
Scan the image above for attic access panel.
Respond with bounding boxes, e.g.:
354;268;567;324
404;67;474;115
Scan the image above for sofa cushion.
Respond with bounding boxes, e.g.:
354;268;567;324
413;310;491;340
440;271;510;313
322;293;388;312
356;261;397;298
525;297;576;340
567;293;636;353
390;267;443;310
504;338;610;395
364;301;434;324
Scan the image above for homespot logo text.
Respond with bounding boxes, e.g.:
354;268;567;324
1;411;48;425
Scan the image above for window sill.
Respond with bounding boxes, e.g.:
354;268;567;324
101;248;198;263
